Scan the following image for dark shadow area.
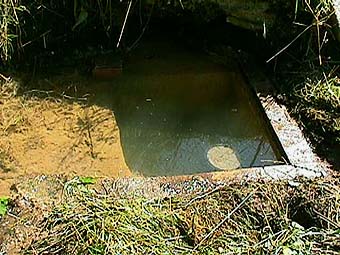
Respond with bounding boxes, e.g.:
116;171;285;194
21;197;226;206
288;197;321;230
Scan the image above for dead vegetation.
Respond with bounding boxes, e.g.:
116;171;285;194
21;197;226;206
0;175;339;254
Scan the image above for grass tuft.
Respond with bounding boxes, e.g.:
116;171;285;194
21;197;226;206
292;70;340;141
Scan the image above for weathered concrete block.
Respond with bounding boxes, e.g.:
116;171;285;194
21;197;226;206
217;0;274;30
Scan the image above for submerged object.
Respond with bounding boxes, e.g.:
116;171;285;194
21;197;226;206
207;145;241;170
92;52;122;79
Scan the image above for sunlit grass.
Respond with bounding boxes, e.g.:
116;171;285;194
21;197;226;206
292;70;340;137
22;176;340;254
296;74;340;109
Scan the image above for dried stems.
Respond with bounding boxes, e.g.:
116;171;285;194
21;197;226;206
24;177;340;254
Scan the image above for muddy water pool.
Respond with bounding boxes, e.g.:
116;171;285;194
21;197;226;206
0;39;284;197
89;40;282;176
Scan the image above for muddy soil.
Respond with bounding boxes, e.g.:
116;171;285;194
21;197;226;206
0;81;132;196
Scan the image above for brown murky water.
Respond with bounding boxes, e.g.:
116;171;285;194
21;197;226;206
90;39;281;176
0;38;282;195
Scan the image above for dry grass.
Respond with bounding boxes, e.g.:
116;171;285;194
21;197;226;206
0;0;26;62
3;175;334;255
292;70;340;142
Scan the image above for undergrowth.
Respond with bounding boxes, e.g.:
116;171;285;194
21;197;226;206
269;0;340;167
5;177;335;254
293;70;340;136
0;0;25;63
287;69;340;168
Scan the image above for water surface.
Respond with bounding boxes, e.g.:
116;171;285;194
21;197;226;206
93;40;281;176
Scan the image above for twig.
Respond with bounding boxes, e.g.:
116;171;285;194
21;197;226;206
193;191;255;250
22;29;52;48
0;73;11;82
266;24;313;63
178;0;184;10
184;186;223;208
62;94;88;101
10;0;19;22
116;0;132;48
313;209;340;229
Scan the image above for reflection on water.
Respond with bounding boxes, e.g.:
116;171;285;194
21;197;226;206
93;40;281;176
